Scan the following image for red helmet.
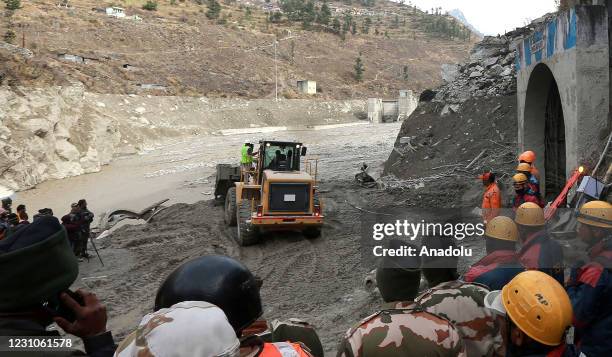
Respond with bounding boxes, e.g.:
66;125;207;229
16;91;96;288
518;150;536;163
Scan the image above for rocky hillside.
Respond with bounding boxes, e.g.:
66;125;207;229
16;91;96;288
0;85;367;191
0;0;477;98
382;31;526;207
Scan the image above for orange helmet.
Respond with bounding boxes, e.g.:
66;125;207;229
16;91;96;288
519;151;536;163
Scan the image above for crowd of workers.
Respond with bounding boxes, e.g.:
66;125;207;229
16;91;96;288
0;197;94;260
0;148;610;357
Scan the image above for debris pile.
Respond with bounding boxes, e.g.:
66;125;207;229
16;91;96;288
433;33;526;110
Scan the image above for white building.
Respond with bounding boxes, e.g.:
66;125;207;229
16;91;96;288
106;7;126;18
297;80;317;95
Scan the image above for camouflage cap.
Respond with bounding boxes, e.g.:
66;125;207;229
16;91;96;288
115;301;240;357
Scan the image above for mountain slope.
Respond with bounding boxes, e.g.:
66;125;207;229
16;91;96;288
449;9;484;38
0;0;478;98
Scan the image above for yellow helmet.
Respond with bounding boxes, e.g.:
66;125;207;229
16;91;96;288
516;163;532;173
515;202;545;226
513;173;528;184
502;271;573;346
485;216;518;242
578;200;612;229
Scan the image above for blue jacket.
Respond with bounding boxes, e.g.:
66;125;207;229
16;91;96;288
463;250;524;290
566;238;612;356
518;230;564;285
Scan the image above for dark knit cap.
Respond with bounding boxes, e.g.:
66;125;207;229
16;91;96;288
0;216;78;310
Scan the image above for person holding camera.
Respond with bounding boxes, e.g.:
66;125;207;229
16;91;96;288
0;216;116;356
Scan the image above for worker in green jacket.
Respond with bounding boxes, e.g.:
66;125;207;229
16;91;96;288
241;142;256;180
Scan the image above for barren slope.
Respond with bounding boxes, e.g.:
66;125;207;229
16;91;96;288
1;0;476;98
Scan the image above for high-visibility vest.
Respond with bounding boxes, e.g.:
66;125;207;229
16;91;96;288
241;144;252;164
260;342;311;357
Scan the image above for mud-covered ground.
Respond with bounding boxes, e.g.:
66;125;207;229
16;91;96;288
14;120;495;354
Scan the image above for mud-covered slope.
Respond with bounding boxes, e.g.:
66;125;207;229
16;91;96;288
383;34;525;208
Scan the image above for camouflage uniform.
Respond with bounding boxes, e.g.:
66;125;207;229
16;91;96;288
415;280;505;357
337;301;466;357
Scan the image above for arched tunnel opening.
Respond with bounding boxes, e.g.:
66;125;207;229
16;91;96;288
523;63;567;201
544;79;566;202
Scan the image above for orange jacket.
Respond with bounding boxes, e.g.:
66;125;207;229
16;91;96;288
261;342;313;357
482;183;501;223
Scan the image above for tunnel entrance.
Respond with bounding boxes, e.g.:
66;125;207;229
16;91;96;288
544;80;566;201
523;63;567;200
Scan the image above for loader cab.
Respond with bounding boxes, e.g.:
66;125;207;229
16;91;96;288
257;141;307;183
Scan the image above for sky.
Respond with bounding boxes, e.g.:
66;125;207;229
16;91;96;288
406;0;558;36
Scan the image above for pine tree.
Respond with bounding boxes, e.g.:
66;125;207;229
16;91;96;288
362;17;371;34
142;0;157;11
351;22;357;35
3;29;15;44
5;0;20;10
332;17;341;32
354;55;364;81
402;65;409;81
206;0;221;19
317;2;331;25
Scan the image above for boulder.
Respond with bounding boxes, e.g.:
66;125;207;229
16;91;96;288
469;71;483;78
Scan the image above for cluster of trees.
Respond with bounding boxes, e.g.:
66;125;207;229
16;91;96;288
3;0;21;45
142;1;158;11
279;0;333;29
206;0;222;19
420;12;471;40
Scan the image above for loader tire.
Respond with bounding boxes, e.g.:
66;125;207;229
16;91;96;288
224;187;237;226
236;200;260;246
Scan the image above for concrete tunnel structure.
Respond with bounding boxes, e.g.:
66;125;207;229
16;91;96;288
515;4;611;200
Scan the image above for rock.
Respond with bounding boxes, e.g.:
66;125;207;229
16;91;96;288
135;107;146;115
488;64;504;77
440;104;461;116
441;64;459;83
469;71;483;78
483;57;499;67
501;67;513;77
55;140;80;161
96;102;106;108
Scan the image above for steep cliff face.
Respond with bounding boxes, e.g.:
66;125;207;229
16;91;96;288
0;85;120;190
0;85;367;191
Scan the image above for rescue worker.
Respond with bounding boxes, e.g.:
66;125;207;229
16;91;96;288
62;203;83;257
418;237;504;356
480;171;501;225
1;197;12;214
515;202;564;284
78;199;94;259
565;200;612;355
484;271;576;356
16;204;26;220
518;150;541;181
338;240;466;357
512;173;543;210
0;216;117;356
114;300;240;357
463;216;524;290
241;142;256;173
154;255;318;357
517;162;541;197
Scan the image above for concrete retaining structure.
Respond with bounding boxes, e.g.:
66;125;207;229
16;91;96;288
515;5;610;194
